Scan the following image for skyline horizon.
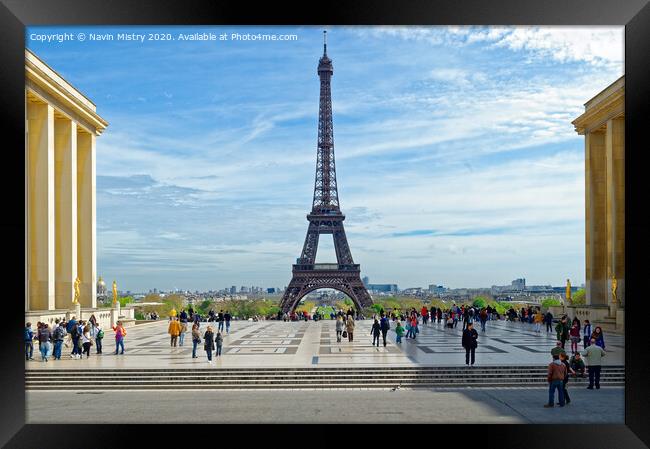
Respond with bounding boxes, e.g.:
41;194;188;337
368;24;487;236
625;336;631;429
26;25;623;292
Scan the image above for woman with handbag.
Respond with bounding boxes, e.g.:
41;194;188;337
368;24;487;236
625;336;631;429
345;315;355;342
191;323;201;358
203;326;215;364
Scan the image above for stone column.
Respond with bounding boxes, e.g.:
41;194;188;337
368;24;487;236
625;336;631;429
27;101;55;311
585;131;607;306
77;132;97;309
606;117;625;310
54;118;78;310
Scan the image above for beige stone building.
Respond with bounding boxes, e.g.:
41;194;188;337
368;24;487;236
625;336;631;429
571;75;624;330
25;49;112;324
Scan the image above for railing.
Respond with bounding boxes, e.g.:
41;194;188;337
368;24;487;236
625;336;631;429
293;263;360;271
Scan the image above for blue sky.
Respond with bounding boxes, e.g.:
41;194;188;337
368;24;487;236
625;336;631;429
26;26;624;292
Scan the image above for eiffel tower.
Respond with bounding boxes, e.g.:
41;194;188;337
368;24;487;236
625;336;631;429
280;31;373;313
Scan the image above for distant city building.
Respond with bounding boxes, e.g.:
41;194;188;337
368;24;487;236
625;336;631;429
511;278;526;290
267;288;276;294
96;276;107;300
368;284;398;293
362;276;369;287
230;286;237;294
428;284;445;294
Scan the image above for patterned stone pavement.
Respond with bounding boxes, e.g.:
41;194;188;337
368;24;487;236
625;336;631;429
26;318;624;369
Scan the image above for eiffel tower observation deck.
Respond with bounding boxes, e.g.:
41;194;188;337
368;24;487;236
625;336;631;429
279;32;373;313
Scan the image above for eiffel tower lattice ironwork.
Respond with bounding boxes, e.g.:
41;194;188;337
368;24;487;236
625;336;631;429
280;32;373;313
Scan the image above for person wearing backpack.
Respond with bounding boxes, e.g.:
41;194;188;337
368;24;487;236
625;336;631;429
191;323;201;358
52;323;66;360
69;322;81;359
24;322;34;361
37;323;52;362
380;314;390;347
394;321;405;344
112;321;127;355
215;331;224;357
95;324;104;354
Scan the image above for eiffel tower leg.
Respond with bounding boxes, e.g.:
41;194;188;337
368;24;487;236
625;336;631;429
332;226;354;265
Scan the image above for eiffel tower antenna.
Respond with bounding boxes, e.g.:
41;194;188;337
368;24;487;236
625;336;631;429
280;32;373;313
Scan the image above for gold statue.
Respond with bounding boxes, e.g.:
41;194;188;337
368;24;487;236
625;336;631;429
112;280;118;305
72;277;81;304
612;276;618;305
565;279;571;304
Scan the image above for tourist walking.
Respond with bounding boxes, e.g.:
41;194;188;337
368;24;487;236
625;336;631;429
24;322;34;361
380;314;390;347
94;323;104;354
544;311;554;333
569;322;581;354
224;311;232;334
335;316;344;342
168;317;181;347
69;321;81;358
583;320;592;349
191;323;201;358
81;325;92;359
534;310;544;333
462;322;478;366
583;338;606;389
591;326;605;349
52;322;66;360
204;326;215;364
112;321;127;355
556;317;570;349
479;308;488;332
217;310;224;332
560;352;575;404
345;315;355;342
179;320;187;346
395;321;404;343
409;315;419;339
37;323;52;362
215;331;223;357
371;319;381;347
544;354;567;407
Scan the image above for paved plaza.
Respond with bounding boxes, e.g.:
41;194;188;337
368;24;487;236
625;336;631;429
26;318;625;369
26;387;624;424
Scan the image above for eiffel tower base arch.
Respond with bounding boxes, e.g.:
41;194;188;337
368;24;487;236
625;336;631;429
280;267;373;313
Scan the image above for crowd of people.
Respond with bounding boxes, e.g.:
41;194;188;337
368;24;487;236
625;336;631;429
24;315;128;361
25;305;614;407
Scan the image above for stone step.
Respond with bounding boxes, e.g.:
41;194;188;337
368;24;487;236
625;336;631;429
25;370;624;378
25;381;625;390
25;365;625;373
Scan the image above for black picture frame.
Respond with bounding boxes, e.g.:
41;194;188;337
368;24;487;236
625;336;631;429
1;0;649;447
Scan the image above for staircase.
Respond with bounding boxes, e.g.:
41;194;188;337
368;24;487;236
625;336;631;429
25;366;625;390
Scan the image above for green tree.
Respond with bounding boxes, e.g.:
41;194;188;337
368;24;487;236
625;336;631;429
541;297;562;308
572;289;586;305
473;297;488;308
